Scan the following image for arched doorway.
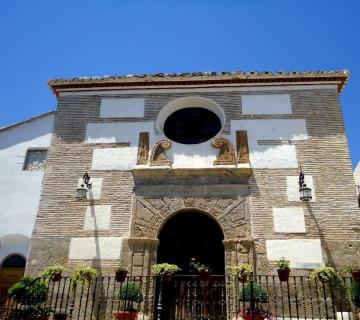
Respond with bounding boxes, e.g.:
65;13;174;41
158;211;225;274
155;211;226;319
0;254;26;300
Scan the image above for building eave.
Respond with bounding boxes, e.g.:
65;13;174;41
48;70;349;96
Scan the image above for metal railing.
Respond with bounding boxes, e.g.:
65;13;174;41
0;274;358;320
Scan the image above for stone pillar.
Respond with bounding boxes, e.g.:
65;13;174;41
127;237;159;277
223;238;254;319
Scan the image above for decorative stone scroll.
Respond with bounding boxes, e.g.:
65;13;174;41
150;139;172;166
212;137;236;165
136;132;149;165
236;130;249;163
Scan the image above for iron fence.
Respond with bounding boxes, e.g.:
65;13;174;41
0;274;358;320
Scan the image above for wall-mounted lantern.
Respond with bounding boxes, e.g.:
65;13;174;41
75;172;91;200
299;168;312;202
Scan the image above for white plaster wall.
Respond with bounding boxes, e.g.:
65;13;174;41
83;205;111;230
266;239;323;269
231;119;308;168
242;94;292;115
68;237;122;260
273;208;306;233
77;177;102;200
287;175;315;201
0;234;30;264
354;162;360;187
0;114;54;239
100;98;145;118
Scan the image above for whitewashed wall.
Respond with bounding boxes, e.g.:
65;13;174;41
0;114;54;264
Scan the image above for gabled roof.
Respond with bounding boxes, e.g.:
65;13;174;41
0;111;55;133
48;70;349;96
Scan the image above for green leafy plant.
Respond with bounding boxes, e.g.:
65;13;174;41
231;263;253;276
152;263;181;275
310;266;339;286
349;281;360;308
70;267;97;289
276;257;290;270
239;282;269;303
342;264;360;274
8;275;50;318
115;260;128;272
42;265;67;280
118;282;144;311
191;262;210;272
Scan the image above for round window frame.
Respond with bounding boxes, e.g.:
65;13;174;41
156;96;225;145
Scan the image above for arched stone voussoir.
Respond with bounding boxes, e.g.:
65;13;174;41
132;196;250;240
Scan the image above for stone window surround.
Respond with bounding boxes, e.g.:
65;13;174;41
22;148;48;171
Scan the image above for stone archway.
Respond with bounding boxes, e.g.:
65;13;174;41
128;196;253;277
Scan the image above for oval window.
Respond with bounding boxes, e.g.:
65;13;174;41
164;107;221;144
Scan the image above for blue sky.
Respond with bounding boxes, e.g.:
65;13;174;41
1;1;359;167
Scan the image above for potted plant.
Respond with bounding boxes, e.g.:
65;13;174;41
310;266;339;290
191;262;212;281
70;266;97;289
343;265;360;283
115;261;128;282
8;275;51;320
238;282;269;320
42;265;67;282
276;257;290;282
114;282;144;320
231;263;253;282
348;281;360;320
152;263;181;282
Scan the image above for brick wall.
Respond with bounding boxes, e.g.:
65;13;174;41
27;86;360;276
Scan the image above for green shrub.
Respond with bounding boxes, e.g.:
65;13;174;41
231;263;253;276
8;275;48;304
276;257;290;270
42;265;67;279
310;266;339;285
70;267;97;289
349;281;360;308
152;263;181;275
239;282;268;303
118;283;143;311
191;262;210;272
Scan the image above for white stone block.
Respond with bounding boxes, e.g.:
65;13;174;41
100;98;145;118
83;205;111;230
92;147;137;170
85;122;153;144
273;208;306;233
68;237;122;260
242;94;292;115
77;177;102;200
231;119;308;169
287;175;315;202
266;239;323;269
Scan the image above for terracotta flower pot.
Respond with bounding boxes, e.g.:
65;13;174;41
238;309;268;320
277;269;290;282
161;273;172;283
199;270;212;281
113;311;138;320
237;273;248;282
54;313;68;320
115;270;128;283
52;272;62;282
352;270;360;283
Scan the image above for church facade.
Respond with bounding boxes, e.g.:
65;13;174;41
27;71;359;277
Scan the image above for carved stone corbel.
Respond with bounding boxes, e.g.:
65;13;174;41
212;136;236;165
136;132;149;165
236;130;249;163
150;139;172;166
